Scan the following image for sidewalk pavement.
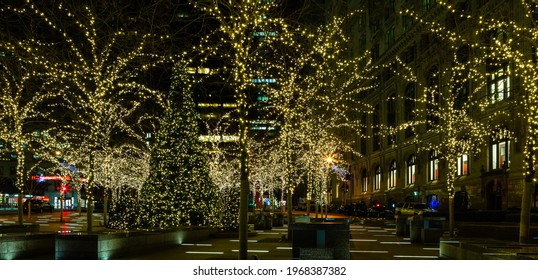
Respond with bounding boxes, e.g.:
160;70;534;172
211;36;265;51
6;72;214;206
437;220;538;259
440;238;538;259
4;208;538;260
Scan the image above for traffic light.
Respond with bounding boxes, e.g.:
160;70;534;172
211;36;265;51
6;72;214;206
60;185;68;195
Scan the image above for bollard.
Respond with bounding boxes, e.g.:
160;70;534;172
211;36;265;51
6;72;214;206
409;215;423;243
395;215;408;236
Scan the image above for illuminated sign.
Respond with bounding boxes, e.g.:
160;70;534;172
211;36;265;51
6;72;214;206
31;175;87;182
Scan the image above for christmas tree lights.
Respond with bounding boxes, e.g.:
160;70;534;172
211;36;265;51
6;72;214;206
0;59;68;224
260;9;377;219
138;66;220;229
400;0;538;239
1;1;171;231
190;0;294;259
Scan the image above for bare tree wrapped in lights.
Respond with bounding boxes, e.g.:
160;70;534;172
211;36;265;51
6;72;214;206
205;130;241;231
398;1;538;237
262;10;376;224
1;1;174;231
290;113;354;217
249;140;288;212
396;0;538;243
456;0;538;244
0;58;67;225
102;144;150;230
190;0;293;259
392;47;492;237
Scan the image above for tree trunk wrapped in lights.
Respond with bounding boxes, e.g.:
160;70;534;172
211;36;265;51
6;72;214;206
94;144;150;229
261;9;377;226
398;3;531;237
190;0;292;259
403;0;538;242
0;58;67;225
1;1;179;231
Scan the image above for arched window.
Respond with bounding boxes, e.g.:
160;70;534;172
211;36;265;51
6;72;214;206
429;150;439;181
374;165;382;191
389;160;397;188
407;155;416;185
362;169;368;193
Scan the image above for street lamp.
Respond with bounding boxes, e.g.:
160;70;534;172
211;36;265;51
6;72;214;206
324;156;335;218
60;184;67;223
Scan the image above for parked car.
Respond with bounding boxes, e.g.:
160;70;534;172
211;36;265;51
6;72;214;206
367;203;394;219
23;200;54;213
394;202;406;214
353;202;368;217
396;202;435;216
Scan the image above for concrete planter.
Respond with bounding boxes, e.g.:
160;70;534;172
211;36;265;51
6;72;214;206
0;224;40;234
0;233;55;260
55;228;212;260
291;222;350;260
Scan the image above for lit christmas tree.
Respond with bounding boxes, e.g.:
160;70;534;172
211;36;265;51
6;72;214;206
138;67;220;229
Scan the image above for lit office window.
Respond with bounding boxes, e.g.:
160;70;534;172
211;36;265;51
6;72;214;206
457;154;469;176
407;155;416;185
374;165;381;191
389;160;397;188
362;169;368;193
488;64;510;103
429;150;439;181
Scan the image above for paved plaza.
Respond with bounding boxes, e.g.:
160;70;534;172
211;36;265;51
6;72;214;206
0;210;440;260
116;221;440;260
0;210;105;232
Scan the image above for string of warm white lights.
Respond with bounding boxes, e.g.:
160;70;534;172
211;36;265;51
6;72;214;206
137;66;220;229
0;58;72;224
397;0;538;237
257;9;377;208
188;0;300;259
1;1;170;230
96;144;150;229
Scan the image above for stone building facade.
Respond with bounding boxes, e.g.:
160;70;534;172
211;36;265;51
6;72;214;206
332;0;538;212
